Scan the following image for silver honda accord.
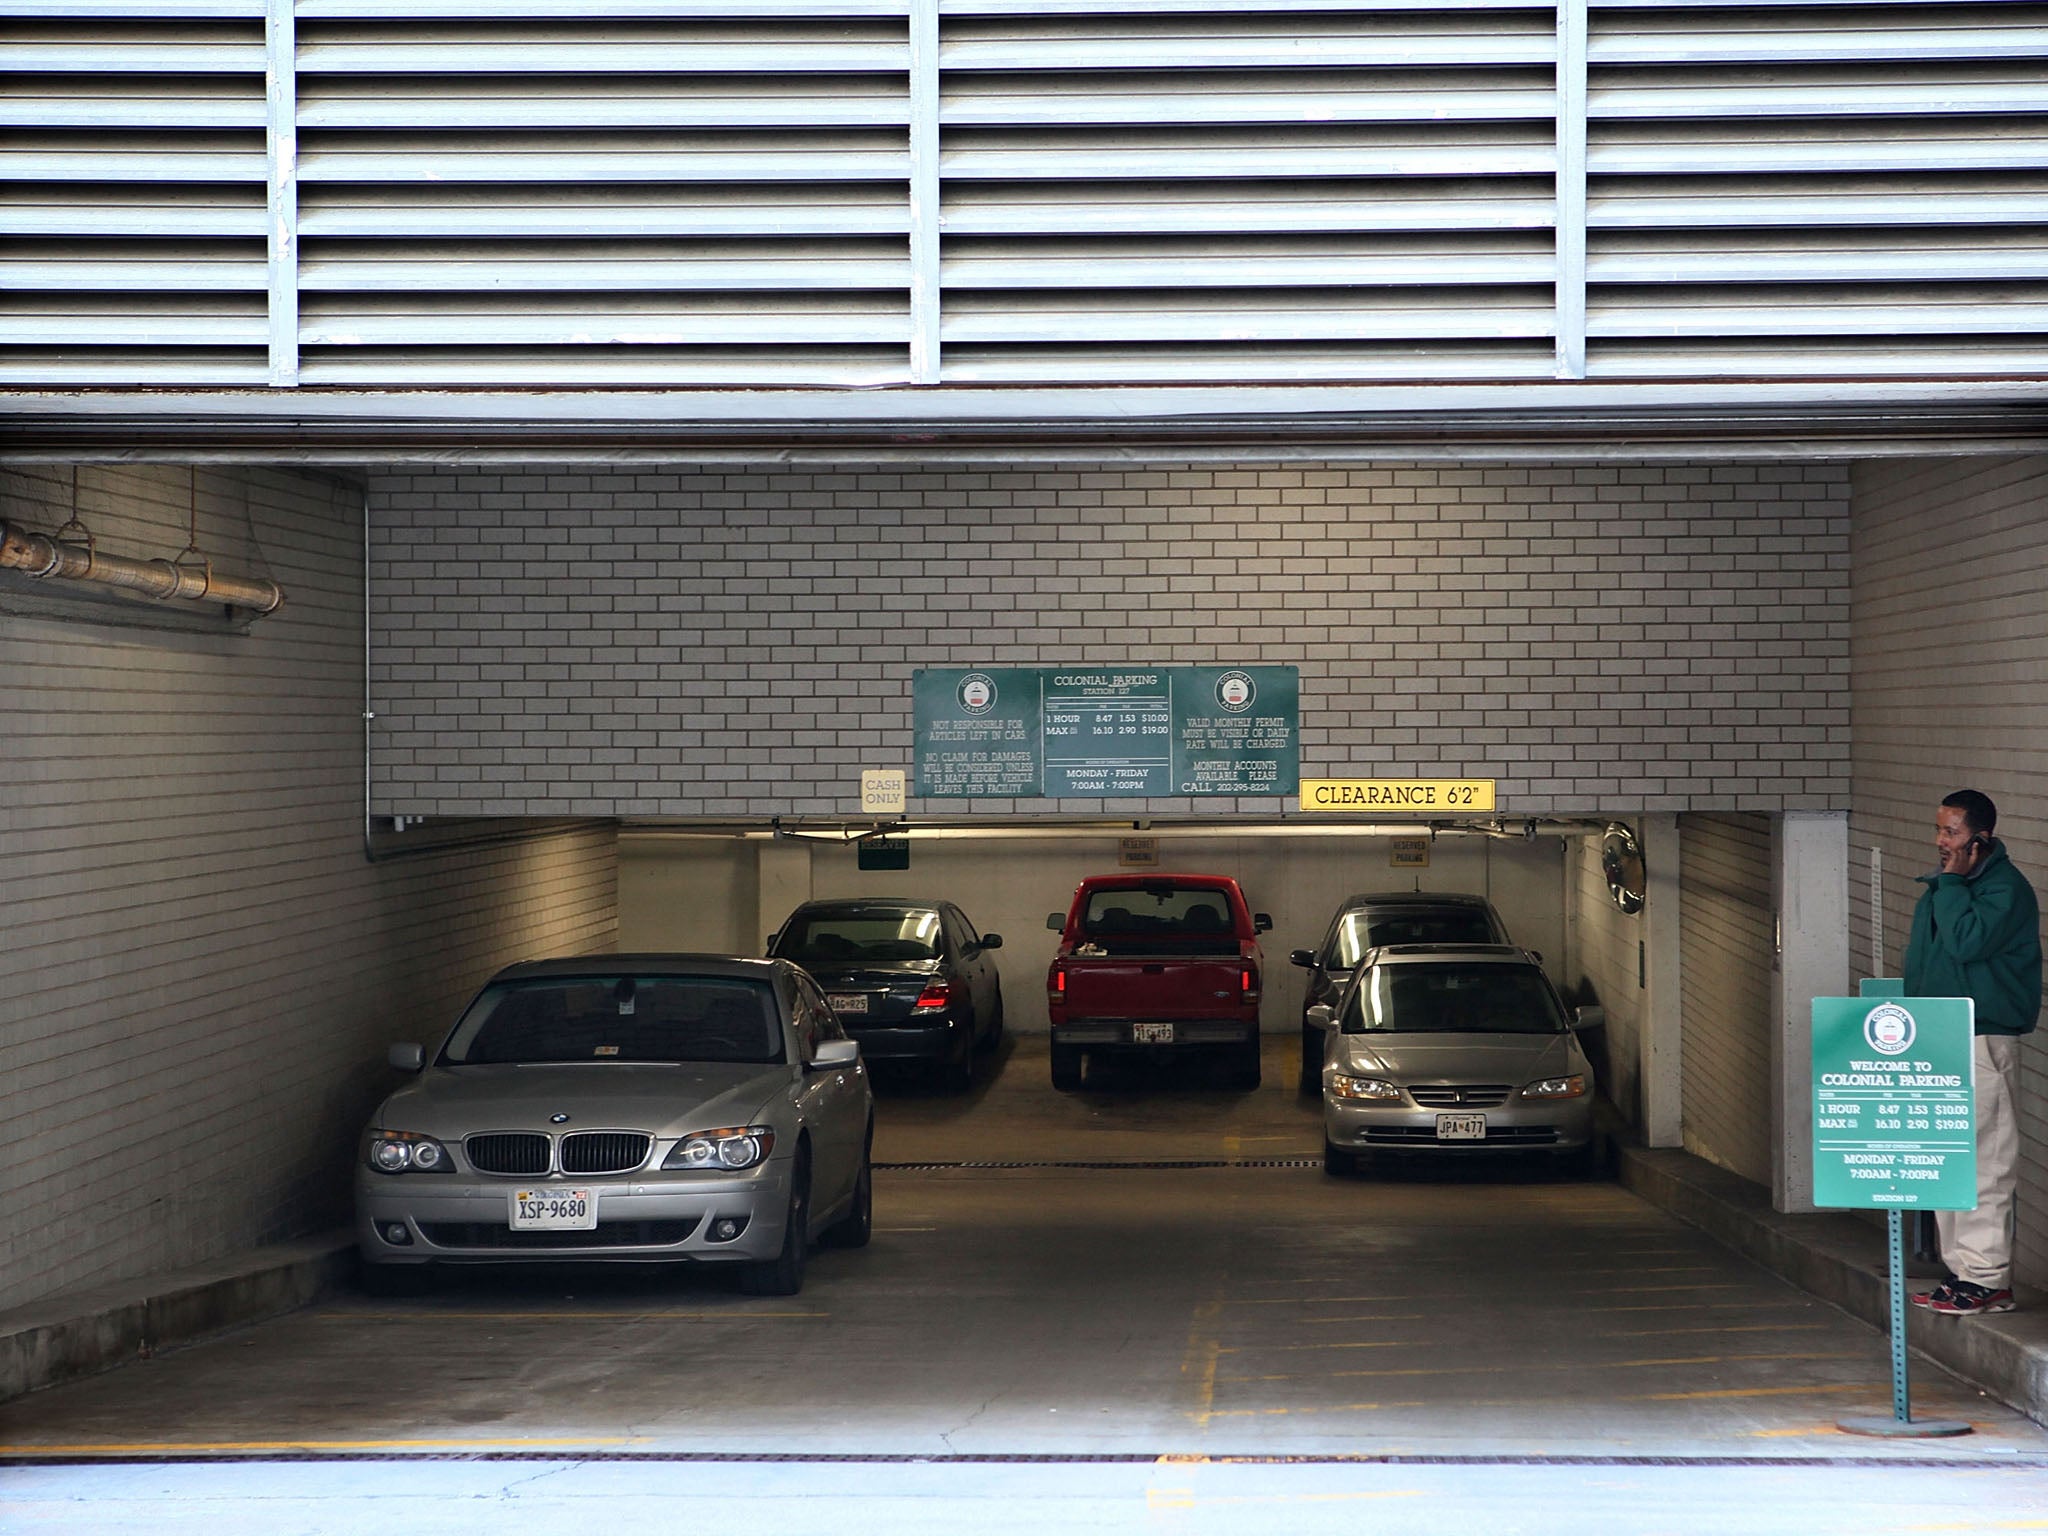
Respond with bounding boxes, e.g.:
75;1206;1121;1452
355;955;873;1295
1316;944;1601;1176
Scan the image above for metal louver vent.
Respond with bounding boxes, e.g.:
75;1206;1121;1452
3;1;2046;391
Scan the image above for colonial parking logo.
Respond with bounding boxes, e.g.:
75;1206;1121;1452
957;673;997;714
1214;670;1256;712
1863;1002;1917;1056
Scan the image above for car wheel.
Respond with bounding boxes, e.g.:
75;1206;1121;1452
738;1153;811;1296
1323;1138;1359;1179
825;1134;873;1249
1050;1042;1083;1091
1231;1039;1262;1090
979;995;1006;1053
1558;1136;1601;1179
1298;1026;1322;1095
359;1259;431;1298
943;1033;975;1092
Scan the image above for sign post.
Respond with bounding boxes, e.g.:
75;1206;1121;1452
1811;994;1976;1438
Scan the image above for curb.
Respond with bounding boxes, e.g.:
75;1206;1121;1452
1617;1145;2048;1427
0;1232;354;1403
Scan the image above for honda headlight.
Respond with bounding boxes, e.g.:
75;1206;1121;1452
364;1130;451;1174
662;1126;776;1171
1328;1073;1403;1103
1521;1075;1589;1100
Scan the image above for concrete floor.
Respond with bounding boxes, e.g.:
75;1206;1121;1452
3;1037;2045;1530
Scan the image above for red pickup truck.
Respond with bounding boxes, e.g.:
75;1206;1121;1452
1044;874;1272;1091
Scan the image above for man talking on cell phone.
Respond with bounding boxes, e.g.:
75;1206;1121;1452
1905;789;2040;1317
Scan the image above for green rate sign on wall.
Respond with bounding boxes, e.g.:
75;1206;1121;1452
1811;995;1976;1211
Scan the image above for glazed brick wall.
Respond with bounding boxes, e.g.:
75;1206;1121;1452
1849;454;2048;1289
367;462;1852;819
0;464;619;1313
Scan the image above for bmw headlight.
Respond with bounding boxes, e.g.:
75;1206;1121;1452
662;1126;776;1171
364;1130;452;1174
1521;1074;1589;1100
1328;1073;1403;1103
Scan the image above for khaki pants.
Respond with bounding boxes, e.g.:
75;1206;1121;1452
1935;1034;2022;1291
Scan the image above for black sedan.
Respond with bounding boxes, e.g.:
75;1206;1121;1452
768;898;1004;1091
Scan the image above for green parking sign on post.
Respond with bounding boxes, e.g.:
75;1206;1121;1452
1812;994;1976;1438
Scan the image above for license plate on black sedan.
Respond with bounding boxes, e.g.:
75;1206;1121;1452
512;1188;596;1230
1435;1115;1486;1141
827;993;869;1014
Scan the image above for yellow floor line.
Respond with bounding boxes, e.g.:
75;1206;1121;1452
325;1310;826;1322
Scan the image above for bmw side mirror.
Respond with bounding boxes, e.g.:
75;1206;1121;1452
812;1039;860;1070
1254;913;1273;933
1307;1005;1335;1030
387;1042;424;1072
982;933;1003;949
1289;948;1315;968
1574;1005;1606;1032
1046;912;1063;931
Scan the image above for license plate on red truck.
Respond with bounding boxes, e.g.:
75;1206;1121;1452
1132;1022;1174;1044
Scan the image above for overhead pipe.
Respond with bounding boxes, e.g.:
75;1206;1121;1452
0;519;284;614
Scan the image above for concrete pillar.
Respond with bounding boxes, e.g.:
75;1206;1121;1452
1770;811;1850;1214
1639;813;1683;1148
757;840;813;954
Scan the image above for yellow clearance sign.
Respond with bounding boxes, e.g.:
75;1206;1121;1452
1299;779;1497;813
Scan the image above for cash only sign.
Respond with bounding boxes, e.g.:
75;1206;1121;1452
1811;991;1976;1437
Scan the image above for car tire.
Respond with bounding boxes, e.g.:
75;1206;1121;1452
979;995;1006;1053
1298;1026;1322;1095
943;1035;974;1092
824;1136;873;1249
1231;1039;1262;1090
1323;1138;1359;1179
738;1153;810;1296
359;1259;431;1298
1558;1136;1601;1179
1050;1042;1083;1091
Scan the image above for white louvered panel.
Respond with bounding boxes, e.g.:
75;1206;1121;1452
943;69;1554;125
1591;285;2048;338
301;240;908;291
295;22;908;74
296;347;912;385
0;132;263;183
1586;337;2048;379
1586;3;2048;380
1593;64;2048;119
0;349;267;384
942;13;1556;70
943;288;1554;342
3;9;266;384
299;294;910;346
1592;120;2048;175
0;187;267;238
299;131;908;183
299;187;909;239
1592;230;2048;284
0;79;265;129
298;0;906;15
946;178;1555;235
2;25;264;71
1591;7;2048;64
944;1;1559;13
945;234;1553;287
298;79;910;130
0;297;265;348
0;242;265;292
939;340;1557;381
942;125;1554;179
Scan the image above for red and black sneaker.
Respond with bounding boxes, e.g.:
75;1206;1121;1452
1910;1281;1954;1310
1926;1280;2016;1316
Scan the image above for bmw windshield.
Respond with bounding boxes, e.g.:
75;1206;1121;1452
439;977;784;1065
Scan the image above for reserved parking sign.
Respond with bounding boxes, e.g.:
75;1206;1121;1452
1811;996;1976;1210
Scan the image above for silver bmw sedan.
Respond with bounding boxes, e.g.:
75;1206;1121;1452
355;955;873;1296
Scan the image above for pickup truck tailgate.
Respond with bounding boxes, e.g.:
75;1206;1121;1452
1061;955;1247;1019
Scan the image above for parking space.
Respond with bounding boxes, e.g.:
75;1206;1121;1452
3;1037;2040;1467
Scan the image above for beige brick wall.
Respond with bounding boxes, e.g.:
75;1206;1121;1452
369;462;1852;818
0;466;619;1312
1851;454;2048;1288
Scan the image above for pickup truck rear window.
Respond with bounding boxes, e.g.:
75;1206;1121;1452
1077;886;1241;955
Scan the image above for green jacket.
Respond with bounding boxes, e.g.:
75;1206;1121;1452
1903;839;2042;1036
